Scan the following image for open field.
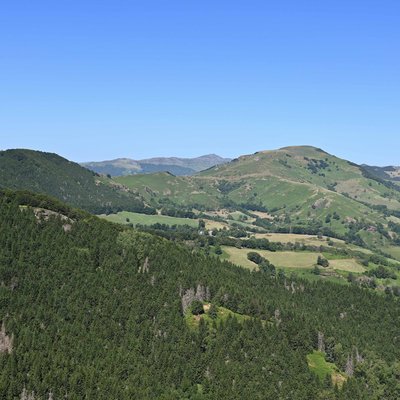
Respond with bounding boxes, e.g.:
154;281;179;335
221;246;365;273
203;220;228;230
388;216;400;224
229;210;256;223
253;233;342;246
345;244;373;255
383;246;400;261
221;246;322;270
101;211;199;227
250;210;274;220
253;232;373;254
329;259;365;273
101;210;226;230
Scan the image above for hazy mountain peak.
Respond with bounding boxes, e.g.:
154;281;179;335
81;154;231;176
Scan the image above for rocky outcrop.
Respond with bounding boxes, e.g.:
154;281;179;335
0;321;13;354
317;331;325;353
138;257;150;273
20;389;54;400
274;309;282;326
181;284;211;313
345;354;354;376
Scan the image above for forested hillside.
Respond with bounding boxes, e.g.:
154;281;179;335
0;191;399;399
0;149;153;214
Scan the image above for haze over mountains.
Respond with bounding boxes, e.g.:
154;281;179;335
82;154;231;176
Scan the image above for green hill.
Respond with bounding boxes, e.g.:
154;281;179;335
112;146;400;253
200;146;400;211
1;190;400;398
114;172;221;208
0;149;153;214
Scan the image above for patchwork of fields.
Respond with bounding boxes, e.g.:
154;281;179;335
101;208;399;290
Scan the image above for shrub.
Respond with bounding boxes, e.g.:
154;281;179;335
191;300;204;315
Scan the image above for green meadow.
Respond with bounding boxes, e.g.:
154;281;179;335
101;211;199;227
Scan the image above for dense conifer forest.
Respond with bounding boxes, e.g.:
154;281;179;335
1;191;400;399
0;150;154;215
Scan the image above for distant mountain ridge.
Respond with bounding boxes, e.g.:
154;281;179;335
362;164;400;182
81;154;231;176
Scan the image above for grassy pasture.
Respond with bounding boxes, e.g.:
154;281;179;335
221;246;364;273
250;210;274;220
383;246;400;261
221;246;321;270
329;259;365;273
388;216;400;224
101;210;225;230
101;211;199;227
253;233;343;246
203;220;228;230
254;232;373;255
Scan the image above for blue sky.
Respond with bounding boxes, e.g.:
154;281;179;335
1;1;399;165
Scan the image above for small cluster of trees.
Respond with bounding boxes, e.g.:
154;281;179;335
160;207;196;219
317;255;329;267
367;265;397;280
247;251;276;275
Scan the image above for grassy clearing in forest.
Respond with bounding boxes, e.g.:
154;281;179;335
221;246;321;270
221;246;365;273
307;351;347;387
185;304;250;329
329;259;365;273
102;210;225;230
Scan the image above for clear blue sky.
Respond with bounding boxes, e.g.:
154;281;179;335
1;1;399;165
